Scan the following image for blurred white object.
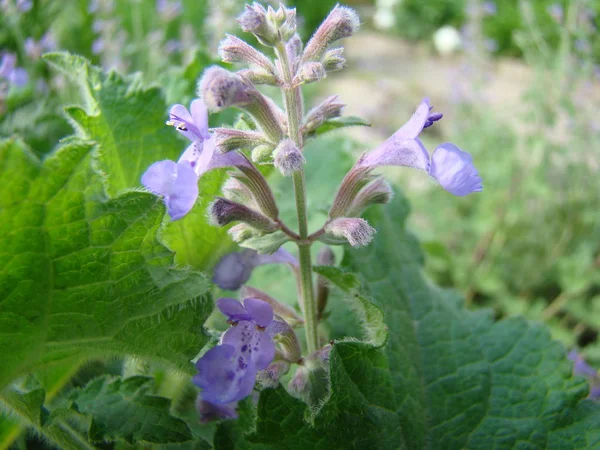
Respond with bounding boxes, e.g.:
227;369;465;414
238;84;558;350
374;0;399;30
433;25;462;56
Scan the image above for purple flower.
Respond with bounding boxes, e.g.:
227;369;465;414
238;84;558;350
213;248;298;290
483;1;497;16
0;53;28;87
359;98;482;196
547;4;563;23
156;0;182;21
141;99;250;220
568;350;600;400
193;298;276;405
16;0;32;12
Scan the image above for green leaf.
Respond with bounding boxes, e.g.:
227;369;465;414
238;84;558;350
309;116;370;138
44;52;234;270
68;376;192;444
0;137;211;389
217;192;600;449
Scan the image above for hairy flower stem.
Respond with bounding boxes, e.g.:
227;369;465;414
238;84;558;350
276;43;319;354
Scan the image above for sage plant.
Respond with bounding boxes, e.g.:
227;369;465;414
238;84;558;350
141;2;482;421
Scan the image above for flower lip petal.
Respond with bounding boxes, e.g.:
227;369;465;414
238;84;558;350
243;297;273;327
222;322;275;370
429;143;482;196
165;163;199;220
141;160;177;196
217;297;251;321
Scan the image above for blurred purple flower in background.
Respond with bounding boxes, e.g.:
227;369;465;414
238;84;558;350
568;350;600;400
547;3;564;23
0;53;28;87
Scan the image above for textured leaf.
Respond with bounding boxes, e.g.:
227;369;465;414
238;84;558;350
44;52;233;270
68;376;192;444
0;138;211;389
216;192;600;449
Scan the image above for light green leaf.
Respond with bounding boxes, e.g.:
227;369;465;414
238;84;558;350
68;376;192;444
0;138;211;390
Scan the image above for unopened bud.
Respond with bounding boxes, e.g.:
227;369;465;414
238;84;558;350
286;34;303;63
214;128;269;153
329;161;375;219
268;4;297;42
218;35;275;75
238;3;278;46
256;361;290;389
237;68;279;85
346;177;393;217
198;66;284;142
222;177;259;209
209;197;279;232
303;95;345;133
233;163;279;219
293;61;326;86
251;143;277;164
323;217;376;247
322;47;346;72
302;5;360;63
288;367;310;399
272;318;302;363
241;285;304;326
212;250;256;290
316;246;335;320
228;223;259;243
274;139;305;176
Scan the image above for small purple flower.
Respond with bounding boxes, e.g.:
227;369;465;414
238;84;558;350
193;298;276;405
16;0;32;12
0;53;28;87
141;99;250;220
359;98;482;196
483;1;497;16
568;350;600;400
547;4;563;23
92;38;104;55
213;248;299;291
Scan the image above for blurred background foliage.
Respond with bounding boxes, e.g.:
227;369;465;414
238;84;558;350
0;0;599;447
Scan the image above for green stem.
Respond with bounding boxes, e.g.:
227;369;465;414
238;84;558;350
276;43;318;353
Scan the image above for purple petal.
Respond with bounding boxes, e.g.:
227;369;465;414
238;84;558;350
196;136;251;175
193;344;257;404
196;396;238;423
177;142;204;169
165;163;199;220
254;247;299;268
266;318;289;338
222;322;275;370
190;99;210;139
429;143;482;196
9;67;28;87
213;252;256;290
141;160;177;196
243;298;273;328
217;297;251;321
0;54;16;78
169;103;204;142
394;99;431;141
361;137;430;171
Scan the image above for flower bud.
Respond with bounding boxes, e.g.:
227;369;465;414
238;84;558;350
273;139;305;176
241;285;304;326
223;176;259;211
293;61;326;86
218;35;275;75
214;128;270;154
322;218;376;247
238;3;278;46
198;66;284;142
302;5;360;63
256;361;290;389
346;177;393;217
236;68;279;85
233;163;279;219
316;246;335;320
209;197;279;233
251;143;277;164
329;161;375;219
286;34;303;68
321;47;346;72
272;318;302;363
228;223;259;243
303;95;345;134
